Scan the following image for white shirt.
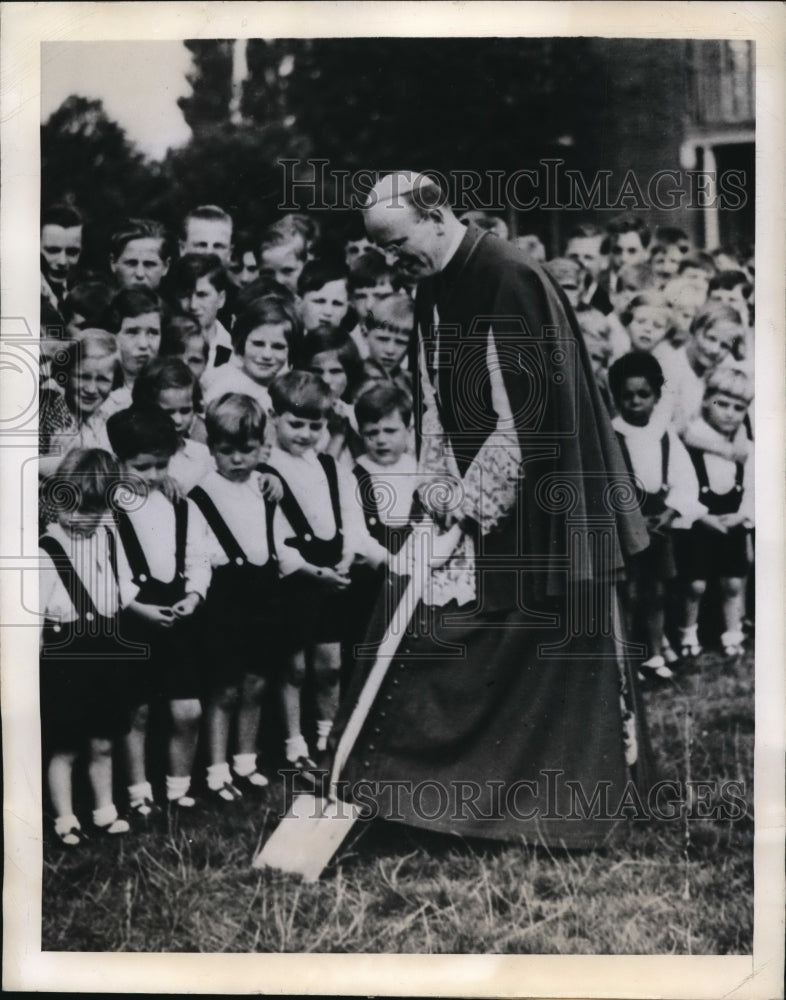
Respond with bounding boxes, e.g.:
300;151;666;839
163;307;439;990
39;521;120;623
612;416;706;528
115;489;211;606
203;365;272;413
686;418;754;524
200;320;235;389
355;452;420;527
169;438;214;494
657;346;707;435
266;446;387;566
193;469;303;576
99;384;133;421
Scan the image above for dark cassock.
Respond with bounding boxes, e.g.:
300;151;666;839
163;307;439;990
335;223;655;847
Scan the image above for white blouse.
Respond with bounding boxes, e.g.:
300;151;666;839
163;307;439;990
39;520;120;623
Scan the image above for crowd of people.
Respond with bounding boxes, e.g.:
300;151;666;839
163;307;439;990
38;197;755;846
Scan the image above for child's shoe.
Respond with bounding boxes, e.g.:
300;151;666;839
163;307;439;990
721;629;745;657
231;753;269;793
662;638;679;666
92;805;130;837
637;655;674;683
208;781;243;804
165;775;197;810
678;626;702;660
53;814;85;848
128;797;163;826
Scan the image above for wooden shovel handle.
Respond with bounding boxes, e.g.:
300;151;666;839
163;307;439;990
329;561;425;795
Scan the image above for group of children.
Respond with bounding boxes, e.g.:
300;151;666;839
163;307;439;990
38;202;754;844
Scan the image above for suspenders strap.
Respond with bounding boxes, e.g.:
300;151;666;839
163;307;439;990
734;461;744;489
317;453;343;533
264;497;278;563
115;510;150;584
353;464;379;528
189;486;248;564
39;533;102;621
687;447;709;492
174;498;188;579
660;433;670;488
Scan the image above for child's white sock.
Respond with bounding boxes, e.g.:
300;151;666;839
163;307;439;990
166;774;195;806
679;625;699;645
92;803;119;827
721;629;744;649
232;753;268;786
315;720;333;753
54;814;80;837
206;762;232;791
128;780;154;813
285;734;309;762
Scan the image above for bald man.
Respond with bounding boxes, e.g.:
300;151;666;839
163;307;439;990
329;173;652;848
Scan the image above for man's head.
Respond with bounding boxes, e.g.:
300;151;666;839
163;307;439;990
41;205;83;286
607;214;651;271
565;224;609;281
180;205;233;265
362;173;465;281
110;218;171;291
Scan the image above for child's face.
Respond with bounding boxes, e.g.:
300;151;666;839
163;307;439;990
651;245;683;283
359;410;410;466
117;312;161;378
182;335;208;381
227;250;260;289
680;267;710;294
566;236;606;280
351;280;395;324
309;350;347;400
242;323;289;385
703;391;749;438
708;286;747;316
120;451;171;495
301;279;349;335
111;237;169;291
157;386;194;440
180;276;225;334
628;305;670;353
612;232;648;269
274;411;326;457
365;326;410;371
345;238;374;270
68;353;116;417
41;224;82;283
618;376;658;427
181;218;232;266
558;276;582;308
260;242;304;294
57;507;105;537
211;438;263;483
692;322;737;369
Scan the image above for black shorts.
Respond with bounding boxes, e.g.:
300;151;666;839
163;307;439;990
675;523;751;581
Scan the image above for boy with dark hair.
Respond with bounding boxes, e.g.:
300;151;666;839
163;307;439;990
172;253;232;385
297;259;350;336
107;406;210;818
110;218;171;292
346;248;398;357
100;287;163;418
607;214;651;271
61;280;114;339
41;204;84;313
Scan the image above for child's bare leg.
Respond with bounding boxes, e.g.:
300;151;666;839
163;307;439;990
47;750;78;822
313;641;342;751
680;579;706;654
89;737;128;833
206;687;237;767
233;675;269;787
237;674;266;755
168;699;201;776
88;737;114;810
205;686;242;799
720;576;746;652
125;703;156;813
124;703;149;785
281;651;309;761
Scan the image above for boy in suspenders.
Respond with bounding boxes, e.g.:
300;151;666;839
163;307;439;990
107;407;210;819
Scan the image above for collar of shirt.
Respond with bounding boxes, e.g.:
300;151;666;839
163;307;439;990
356;453;417;476
612;415;664;440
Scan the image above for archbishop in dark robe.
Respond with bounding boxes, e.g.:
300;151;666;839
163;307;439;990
333;174;654;848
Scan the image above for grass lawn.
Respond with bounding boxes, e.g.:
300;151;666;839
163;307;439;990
41;645;753;954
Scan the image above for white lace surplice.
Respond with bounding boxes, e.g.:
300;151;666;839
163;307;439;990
417;327;521;607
